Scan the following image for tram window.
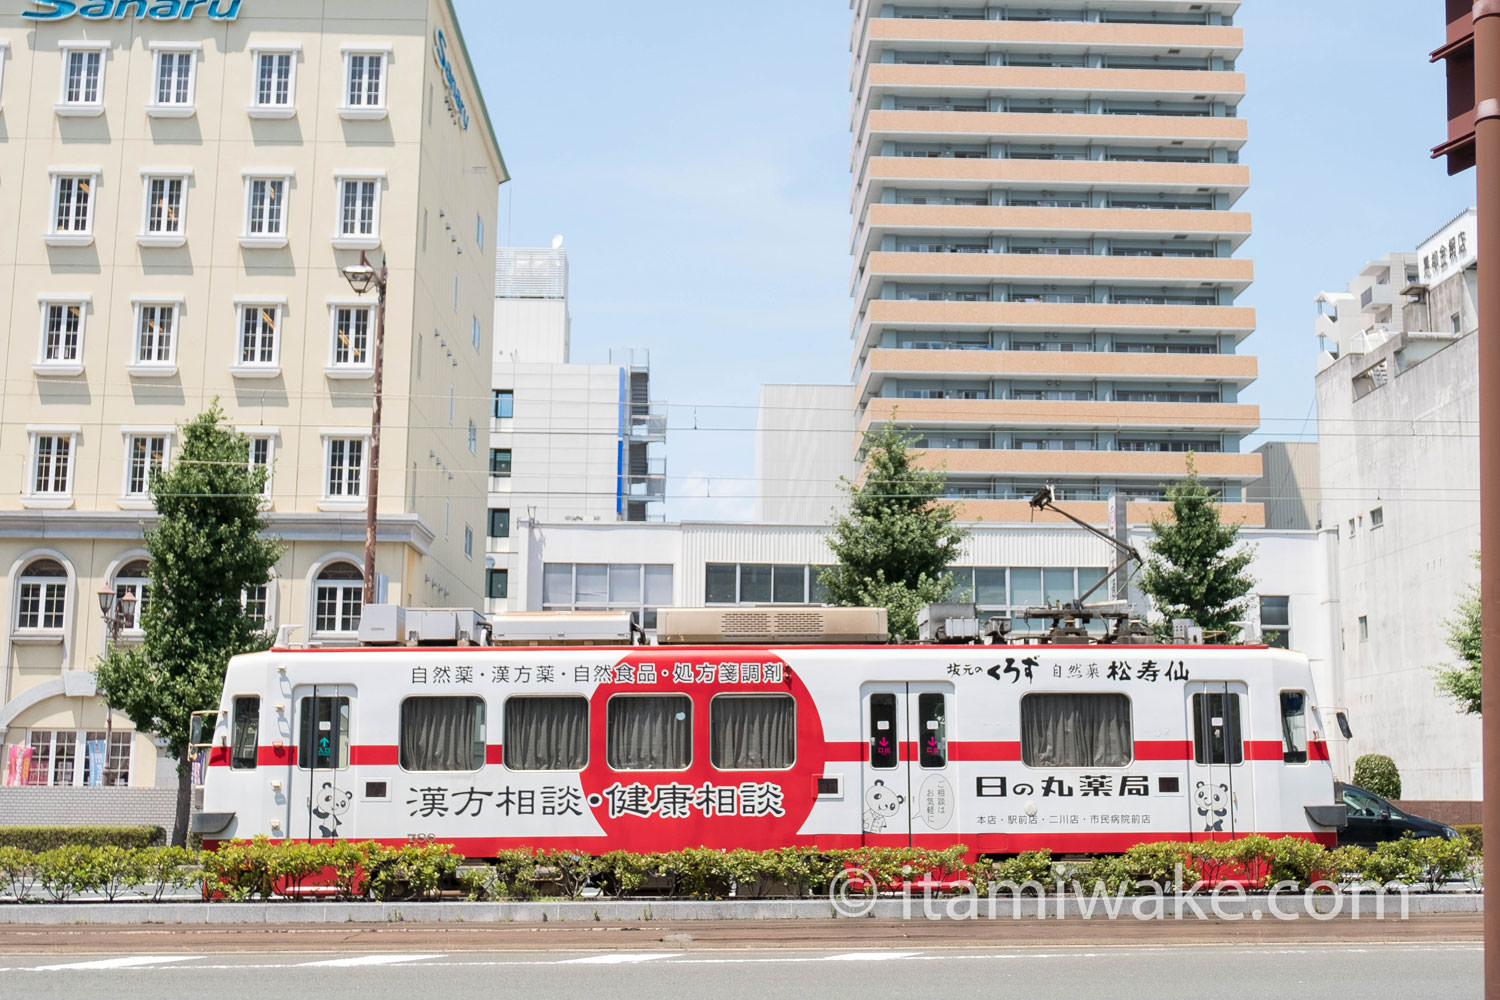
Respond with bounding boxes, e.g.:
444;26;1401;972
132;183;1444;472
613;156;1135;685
1191;691;1243;765
400;697;485;772
505;696;588;770
917;693;947;768
231;696;260;770
710;695;795;770
1280;691;1308;764
869;693;898;769
297;695;349;770
607;695;692;770
1020;693;1132;767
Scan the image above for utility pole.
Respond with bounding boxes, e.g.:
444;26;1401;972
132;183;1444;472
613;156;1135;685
1431;2;1495;993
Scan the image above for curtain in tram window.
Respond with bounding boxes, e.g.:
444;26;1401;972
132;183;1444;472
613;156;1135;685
607;696;691;769
710;696;795;769
504;697;589;770
1021;693;1132;767
400;697;484;771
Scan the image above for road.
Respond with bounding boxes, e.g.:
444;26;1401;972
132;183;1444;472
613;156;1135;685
0;915;1481;1000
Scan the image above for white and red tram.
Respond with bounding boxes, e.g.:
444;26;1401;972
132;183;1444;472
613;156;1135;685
193;607;1344;857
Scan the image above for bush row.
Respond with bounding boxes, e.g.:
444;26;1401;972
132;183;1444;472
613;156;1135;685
0;835;1480;903
0;827;163;851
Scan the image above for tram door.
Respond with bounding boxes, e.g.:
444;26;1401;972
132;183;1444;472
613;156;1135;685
290;685;356;841
860;682;957;845
1184;681;1252;840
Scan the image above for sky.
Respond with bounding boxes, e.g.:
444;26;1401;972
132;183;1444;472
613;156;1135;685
455;0;1476;522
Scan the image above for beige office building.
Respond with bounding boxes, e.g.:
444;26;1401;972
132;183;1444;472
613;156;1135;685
0;0;506;802
849;0;1261;525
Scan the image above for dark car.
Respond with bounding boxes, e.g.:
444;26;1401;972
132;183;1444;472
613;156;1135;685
1336;781;1459;849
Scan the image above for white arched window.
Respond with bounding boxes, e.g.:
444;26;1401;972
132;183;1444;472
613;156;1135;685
113;558;151;632
313;561;362;636
16;558;68;632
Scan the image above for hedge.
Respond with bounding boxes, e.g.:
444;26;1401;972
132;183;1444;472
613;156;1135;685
0;827;163;851
0;835;1481;904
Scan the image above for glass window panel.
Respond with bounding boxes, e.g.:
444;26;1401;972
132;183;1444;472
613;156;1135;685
918;693;947;768
504;697;588;770
606;696;691;770
1280;691;1308;764
946;567;974;602
574;564;607;605
1077;567;1107;599
542;564;573;605
296;695;349;770
868;692;898;769
231;696;259;770
705;564;737;604
810;567;833;605
608;564;642;605
644;565;673;605
1021;693;1132;767
1043;568;1076;604
975;568;1007;606
772;565;805;604
400;697;485;771
1191;692;1243;765
740;565;772;604
710;695;795;770
1010;568;1042;607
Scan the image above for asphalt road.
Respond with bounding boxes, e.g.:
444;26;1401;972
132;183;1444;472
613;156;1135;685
0;914;1482;999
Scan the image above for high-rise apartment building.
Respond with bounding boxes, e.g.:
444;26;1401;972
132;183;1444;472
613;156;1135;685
849;0;1261;524
0;0;505;802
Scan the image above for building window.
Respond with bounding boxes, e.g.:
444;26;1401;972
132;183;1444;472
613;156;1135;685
19;730;124;787
489;448;512;477
139;173;188;246
244;433;275;498
234;303;281;375
249;48;297;117
463;526;473;559
542;563;672;631
313;562;363;635
130;302;178;374
467;419;477;454
16;558;68;632
333;175;382;248
486;568;509;599
504;697;588;770
400;697;485;772
705;563;826;605
1370;506;1384;529
28;432;75;500
341;49;387;117
241;174;289;247
48;172;96;243
242;584;270;630
112;559;151;631
36;300;85;375
122;432;170;500
56;44;105;114
328;304;372;373
324;437;365;499
488;508;510;538
149;46;196;115
493;390;514;419
1259;595;1290;649
1358;615;1369;641
1022;693;1132;767
476;215;484;250
472;314;481;350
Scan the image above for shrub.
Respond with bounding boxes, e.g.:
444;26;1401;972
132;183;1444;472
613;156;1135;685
0;826;162;851
1322;845;1372;886
0;846;40;902
1364;837;1428;886
1264;836;1329;890
139;846;200;902
1455;824;1483;853
364;842;459;901
35;845;102;902
1353;754;1402;799
92;845;149;901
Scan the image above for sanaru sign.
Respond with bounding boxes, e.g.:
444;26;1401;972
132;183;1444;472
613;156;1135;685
431;28;469;131
23;0;241;20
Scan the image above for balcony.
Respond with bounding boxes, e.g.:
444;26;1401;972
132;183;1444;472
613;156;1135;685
860;18;1244;68
627;404;667;441
859;396;1259;434
908;448;1261;483
856;347;1257;402
943;496;1264;526
625;456;667;501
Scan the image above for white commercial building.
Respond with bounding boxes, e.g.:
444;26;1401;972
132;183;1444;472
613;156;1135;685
1312;208;1481;799
0;0;506;803
486;246;667;615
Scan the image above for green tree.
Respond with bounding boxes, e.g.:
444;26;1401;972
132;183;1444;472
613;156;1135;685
820;423;969;639
94;406;284;846
1433;560;1481;714
1138;458;1255;640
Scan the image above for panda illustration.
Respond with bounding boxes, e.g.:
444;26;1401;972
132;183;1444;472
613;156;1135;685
862;779;905;833
311;782;353;838
1194;780;1229;833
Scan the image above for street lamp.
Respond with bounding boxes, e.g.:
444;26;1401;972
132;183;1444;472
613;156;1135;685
97;587;138;642
340;250;388;607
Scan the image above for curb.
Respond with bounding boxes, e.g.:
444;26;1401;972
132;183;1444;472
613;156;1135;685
0;893;1482;925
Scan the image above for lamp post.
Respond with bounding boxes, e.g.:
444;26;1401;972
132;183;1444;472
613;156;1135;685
96;587;136;787
340;251;388;607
